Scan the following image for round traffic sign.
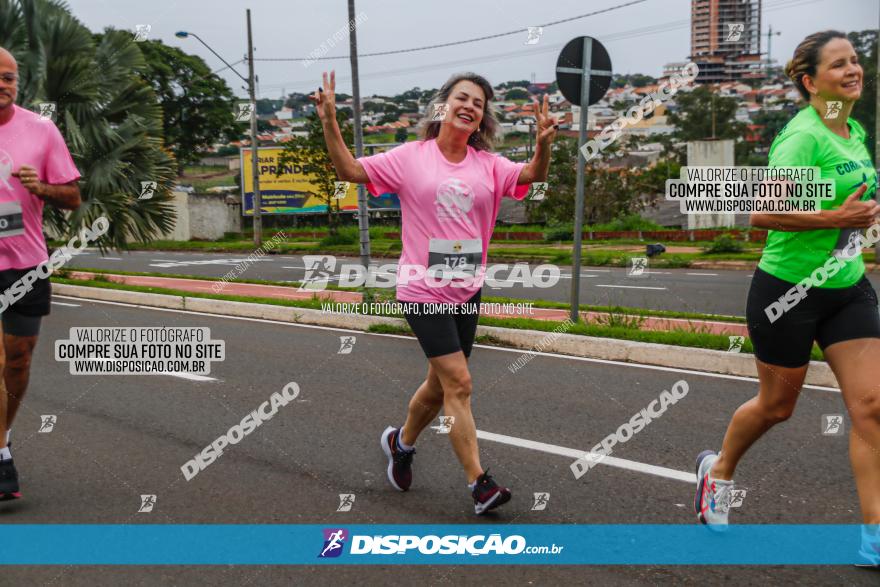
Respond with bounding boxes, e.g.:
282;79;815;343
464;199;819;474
555;36;612;106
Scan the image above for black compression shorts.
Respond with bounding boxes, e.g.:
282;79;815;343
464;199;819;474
746;268;880;367
0;267;52;317
401;291;482;358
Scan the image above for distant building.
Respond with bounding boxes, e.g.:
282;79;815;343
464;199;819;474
690;0;763;84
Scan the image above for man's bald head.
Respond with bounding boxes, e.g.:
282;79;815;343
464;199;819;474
0;47;17;111
0;47;16;70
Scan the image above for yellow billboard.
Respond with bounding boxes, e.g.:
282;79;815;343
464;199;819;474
240;147;359;215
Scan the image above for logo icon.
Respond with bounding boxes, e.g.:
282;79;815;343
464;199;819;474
435;415;454;434
727;336;744;353
332;181;350;200
822;414;844;436
139;181;157;201
525;26;543;45
726;23;744;42
824;101;842;119
300;255;337;291
728;489;747;509
36;102;56;122
531;492;549;511
527;182;548;201
235;101;255;122
138;494;156;513
38;415;57;433
338;336;356;354
318;528;348;558
133;24;151;42
336;493;355;512
431;103;450;122
628;257;648;277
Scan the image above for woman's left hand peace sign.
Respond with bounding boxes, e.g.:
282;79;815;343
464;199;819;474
532;94;559;147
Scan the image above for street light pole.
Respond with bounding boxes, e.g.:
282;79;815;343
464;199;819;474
349;0;370;270
246;9;262;248
174;24;262;247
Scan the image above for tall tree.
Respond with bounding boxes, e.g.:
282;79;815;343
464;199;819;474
848;29;877;162
277;111;354;235
137;40;240;173
0;0;177;248
667;85;749;163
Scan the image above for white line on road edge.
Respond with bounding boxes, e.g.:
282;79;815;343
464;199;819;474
51;301;81;307
52;295;840;392
686;272;719;276
100;257;123;261
595;284;668;291
477;430;696;483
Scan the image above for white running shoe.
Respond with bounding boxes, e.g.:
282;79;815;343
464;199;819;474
694;450;733;531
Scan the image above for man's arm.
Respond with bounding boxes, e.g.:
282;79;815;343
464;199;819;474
12;164;81;209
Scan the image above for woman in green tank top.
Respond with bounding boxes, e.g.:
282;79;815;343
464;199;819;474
693;30;880;566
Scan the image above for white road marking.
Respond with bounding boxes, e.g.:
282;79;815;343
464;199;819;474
595;284;667;291
478;430;695;483
51;301;81;307
100;257;123;261
52;295;840;392
167;373;217;382
686;272;719;276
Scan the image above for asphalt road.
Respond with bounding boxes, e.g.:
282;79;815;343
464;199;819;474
61;249;796;316
1;296;876;584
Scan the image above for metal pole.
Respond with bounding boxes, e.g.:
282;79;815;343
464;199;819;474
247;9;262;247
874;20;879;262
570;37;592;323
349;0;370;269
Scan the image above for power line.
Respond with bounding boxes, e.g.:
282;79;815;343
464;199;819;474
254;0;648;62
256;0;825;93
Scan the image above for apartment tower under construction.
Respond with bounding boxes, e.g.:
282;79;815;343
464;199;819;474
690;0;763;83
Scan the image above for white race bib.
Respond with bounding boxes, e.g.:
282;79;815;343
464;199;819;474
427;238;482;279
0;201;24;239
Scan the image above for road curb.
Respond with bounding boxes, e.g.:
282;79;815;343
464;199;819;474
53;283;839;388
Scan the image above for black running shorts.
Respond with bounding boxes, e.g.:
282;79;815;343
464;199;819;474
401;291;482;358
746;268;880;368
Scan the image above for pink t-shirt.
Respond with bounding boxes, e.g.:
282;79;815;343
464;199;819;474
0;105;81;269
359;139;528;303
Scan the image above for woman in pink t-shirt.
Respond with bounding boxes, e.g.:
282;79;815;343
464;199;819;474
313;70;557;514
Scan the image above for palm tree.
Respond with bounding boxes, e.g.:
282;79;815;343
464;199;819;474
0;0;177;248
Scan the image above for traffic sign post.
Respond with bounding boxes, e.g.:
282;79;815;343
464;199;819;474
555;36;612;323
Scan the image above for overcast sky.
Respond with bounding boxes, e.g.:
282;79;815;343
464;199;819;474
67;0;878;99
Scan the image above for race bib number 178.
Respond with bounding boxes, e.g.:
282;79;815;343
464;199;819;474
0;201;24;239
427;238;482;278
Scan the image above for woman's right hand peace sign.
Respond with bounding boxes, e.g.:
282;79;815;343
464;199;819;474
309;70;337;123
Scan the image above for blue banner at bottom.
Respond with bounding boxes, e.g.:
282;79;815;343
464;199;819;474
2;525;878;565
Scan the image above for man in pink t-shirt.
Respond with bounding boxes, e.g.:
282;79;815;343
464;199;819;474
0;47;82;500
312;70;557;514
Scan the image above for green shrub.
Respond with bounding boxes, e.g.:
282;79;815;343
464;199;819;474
589;214;663;232
702;234;744;254
543;223;574;242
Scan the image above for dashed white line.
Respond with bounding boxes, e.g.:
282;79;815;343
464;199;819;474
167;373;217;382
100;257;123;261
686;272;719;276
51;301;81;307
595;284;667;291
